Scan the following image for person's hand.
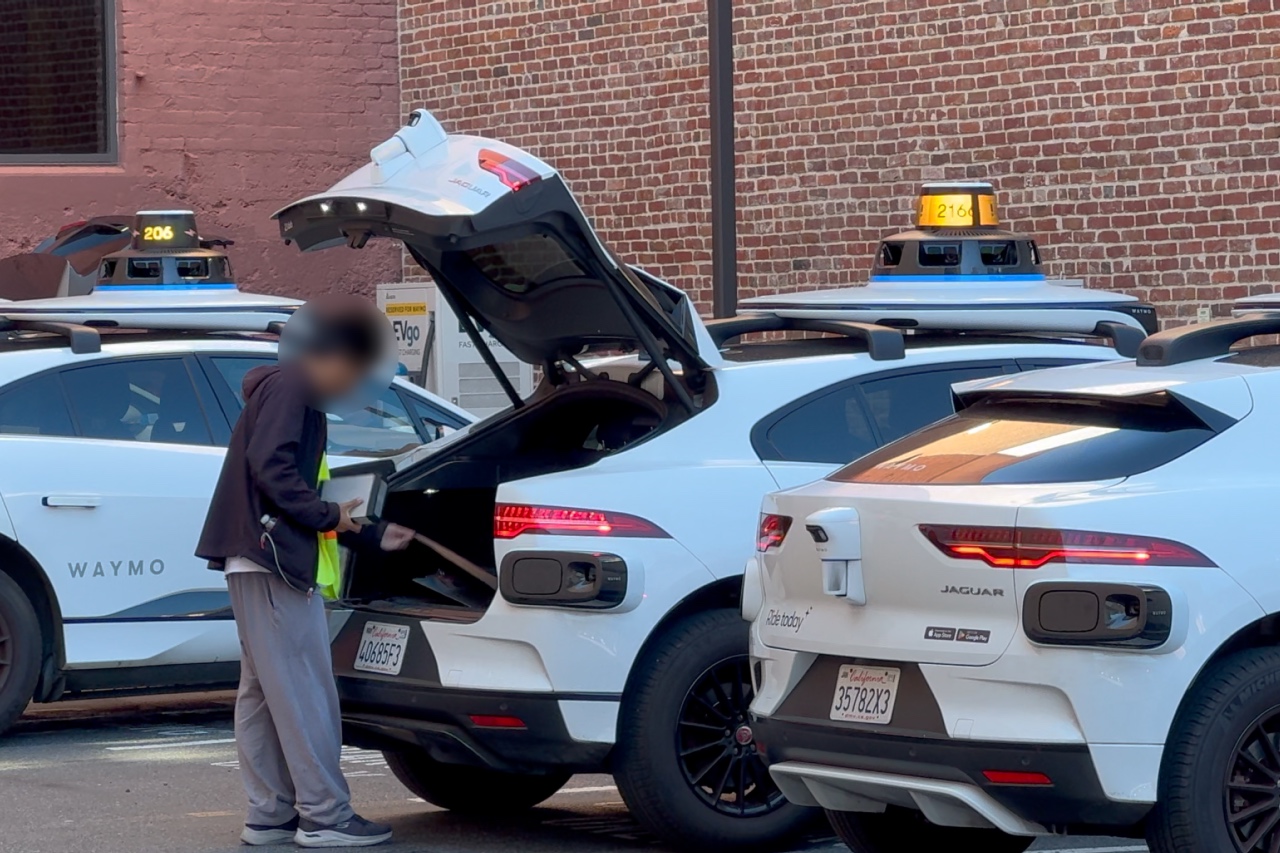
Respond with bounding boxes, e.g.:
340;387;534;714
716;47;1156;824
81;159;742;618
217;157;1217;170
380;523;415;552
335;499;364;534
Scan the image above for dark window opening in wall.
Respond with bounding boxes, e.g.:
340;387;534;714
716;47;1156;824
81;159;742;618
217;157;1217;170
0;0;115;163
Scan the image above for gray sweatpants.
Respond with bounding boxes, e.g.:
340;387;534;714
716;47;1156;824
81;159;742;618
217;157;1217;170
227;572;353;828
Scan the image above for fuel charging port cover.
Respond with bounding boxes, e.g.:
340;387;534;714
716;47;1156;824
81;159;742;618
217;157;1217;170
499;551;628;610
1022;582;1173;650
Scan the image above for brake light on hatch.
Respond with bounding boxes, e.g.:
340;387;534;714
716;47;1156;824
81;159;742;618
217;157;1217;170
757;514;792;552
478;149;542;192
494;504;669;539
919;525;1215;569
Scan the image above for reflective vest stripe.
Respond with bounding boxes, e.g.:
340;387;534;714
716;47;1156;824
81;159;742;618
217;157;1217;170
315;454;342;600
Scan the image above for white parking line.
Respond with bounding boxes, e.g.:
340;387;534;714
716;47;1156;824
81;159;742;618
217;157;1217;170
106;737;236;751
557;785;618;795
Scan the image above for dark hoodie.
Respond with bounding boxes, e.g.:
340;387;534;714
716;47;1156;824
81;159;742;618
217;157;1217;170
196;363;361;593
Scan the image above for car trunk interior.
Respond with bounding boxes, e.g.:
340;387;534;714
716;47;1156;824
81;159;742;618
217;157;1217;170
341;371;705;620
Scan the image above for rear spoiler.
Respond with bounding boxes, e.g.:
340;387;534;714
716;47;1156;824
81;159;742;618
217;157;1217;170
952;384;1240;433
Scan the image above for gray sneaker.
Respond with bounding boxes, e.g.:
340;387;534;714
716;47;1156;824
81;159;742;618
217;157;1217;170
241;815;299;845
294;814;392;848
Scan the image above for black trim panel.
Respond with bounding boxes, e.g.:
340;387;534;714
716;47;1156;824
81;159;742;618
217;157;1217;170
338;679;615;774
63;662;239;697
753;716;1149;832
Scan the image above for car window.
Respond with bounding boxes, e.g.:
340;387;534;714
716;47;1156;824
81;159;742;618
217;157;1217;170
209;356;270;409
325;391;423;458
832;394;1217;486
0;374;75;437
755;363;1013;466
761;385;879;464
860;366;1011;444
403;393;463;442
60;358;212;446
209;356;427;457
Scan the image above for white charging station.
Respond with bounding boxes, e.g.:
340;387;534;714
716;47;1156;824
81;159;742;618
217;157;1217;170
377;280;533;419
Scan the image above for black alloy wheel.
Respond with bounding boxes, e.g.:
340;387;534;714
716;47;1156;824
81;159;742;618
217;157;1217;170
676;654;785;818
1225;707;1280;852
615;607;813;852
0;604;12;694
0;569;42;736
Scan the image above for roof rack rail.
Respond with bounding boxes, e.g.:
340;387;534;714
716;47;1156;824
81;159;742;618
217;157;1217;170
708;314;1143;361
1092;321;1145;358
706;315;906;361
1136;313;1280;367
0;319;101;354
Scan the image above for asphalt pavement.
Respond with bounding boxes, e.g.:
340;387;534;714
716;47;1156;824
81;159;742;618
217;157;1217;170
0;695;1144;853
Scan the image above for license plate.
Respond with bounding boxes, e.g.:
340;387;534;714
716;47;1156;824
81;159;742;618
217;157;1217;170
353;621;410;676
829;665;900;725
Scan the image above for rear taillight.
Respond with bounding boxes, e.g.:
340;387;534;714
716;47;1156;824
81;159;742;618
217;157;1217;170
494;504;668;539
920;525;1215;569
757;514;792;552
478;149;542;192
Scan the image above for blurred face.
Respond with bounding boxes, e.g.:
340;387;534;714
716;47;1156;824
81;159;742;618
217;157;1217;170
300;352;366;402
279;294;396;414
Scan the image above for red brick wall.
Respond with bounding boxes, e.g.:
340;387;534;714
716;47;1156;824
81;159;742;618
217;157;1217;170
400;0;1280;322
0;0;400;298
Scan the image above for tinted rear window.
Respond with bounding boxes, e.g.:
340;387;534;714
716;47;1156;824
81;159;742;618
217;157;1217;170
831;395;1218;485
467;235;585;293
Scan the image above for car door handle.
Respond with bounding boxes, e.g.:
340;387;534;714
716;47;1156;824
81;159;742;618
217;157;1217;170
42;496;102;509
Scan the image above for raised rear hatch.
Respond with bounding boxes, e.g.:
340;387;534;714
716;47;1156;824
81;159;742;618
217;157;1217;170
274;109;710;405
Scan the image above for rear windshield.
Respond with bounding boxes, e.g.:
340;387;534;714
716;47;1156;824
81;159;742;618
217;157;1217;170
831;395;1218;485
466;235;586;293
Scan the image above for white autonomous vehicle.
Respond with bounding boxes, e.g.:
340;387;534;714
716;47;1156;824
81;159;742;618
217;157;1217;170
748;310;1280;853
0;213;470;735
276;110;1159;850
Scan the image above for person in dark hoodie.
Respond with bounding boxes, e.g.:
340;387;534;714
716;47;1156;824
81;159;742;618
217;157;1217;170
197;297;413;849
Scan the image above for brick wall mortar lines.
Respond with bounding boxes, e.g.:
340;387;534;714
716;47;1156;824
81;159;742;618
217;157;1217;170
0;0;401;299
400;0;1280;322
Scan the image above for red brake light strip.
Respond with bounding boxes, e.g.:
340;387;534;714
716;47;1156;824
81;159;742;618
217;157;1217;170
478;149;542;192
494;504;669;539
920;524;1215;569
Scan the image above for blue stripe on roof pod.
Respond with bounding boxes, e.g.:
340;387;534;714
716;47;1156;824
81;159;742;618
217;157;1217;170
94;283;239;291
868;275;1048;283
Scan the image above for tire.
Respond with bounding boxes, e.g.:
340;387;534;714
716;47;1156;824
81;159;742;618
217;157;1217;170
827;808;1034;852
383;747;571;814
1148;647;1280;853
614;608;814;852
0;569;40;737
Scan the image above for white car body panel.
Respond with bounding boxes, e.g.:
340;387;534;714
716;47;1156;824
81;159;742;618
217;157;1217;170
749;347;1280;830
393;341;1122;708
0;337;470;676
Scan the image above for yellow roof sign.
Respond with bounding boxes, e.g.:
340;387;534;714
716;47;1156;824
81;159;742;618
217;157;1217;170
917;182;999;228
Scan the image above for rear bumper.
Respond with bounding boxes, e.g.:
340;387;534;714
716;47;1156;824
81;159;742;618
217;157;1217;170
338;677;615;774
751;716;1150;833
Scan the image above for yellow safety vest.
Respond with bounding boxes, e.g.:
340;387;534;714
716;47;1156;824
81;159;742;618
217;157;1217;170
316;454;342;601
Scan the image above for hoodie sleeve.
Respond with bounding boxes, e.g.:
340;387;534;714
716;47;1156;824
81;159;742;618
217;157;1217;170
244;372;342;533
